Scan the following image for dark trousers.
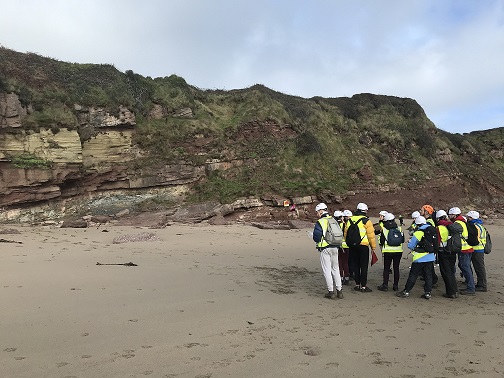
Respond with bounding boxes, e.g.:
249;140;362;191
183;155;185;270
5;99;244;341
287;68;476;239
438;250;458;295
349;244;370;287
404;261;433;293
471;252;487;289
382;252;402;287
338;247;350;278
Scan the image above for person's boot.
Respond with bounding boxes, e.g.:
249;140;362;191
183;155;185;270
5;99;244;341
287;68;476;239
325;291;336;299
336;290;344;299
396;290;409;298
377;284;388;291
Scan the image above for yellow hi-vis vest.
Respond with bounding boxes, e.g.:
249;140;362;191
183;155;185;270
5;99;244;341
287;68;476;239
339;220;348;248
411;229;430;262
438;225;450;249
455;220;472;251
381;227;403;253
473;224;487;251
316;217;330;249
427;218;435;227
346;215;369;246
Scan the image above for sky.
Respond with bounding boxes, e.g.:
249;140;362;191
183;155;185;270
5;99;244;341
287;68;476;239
1;0;503;134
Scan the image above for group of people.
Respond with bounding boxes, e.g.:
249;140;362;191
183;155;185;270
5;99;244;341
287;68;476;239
312;202;490;300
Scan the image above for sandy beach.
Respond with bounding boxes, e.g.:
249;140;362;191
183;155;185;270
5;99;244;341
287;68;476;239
1;222;503;378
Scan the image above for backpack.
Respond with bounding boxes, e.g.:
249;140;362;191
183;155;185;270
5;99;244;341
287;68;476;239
484;230;492;254
323;216;343;246
346;217;366;247
418;225;438;253
465;223;479;246
386;228;404;246
447;231;462;253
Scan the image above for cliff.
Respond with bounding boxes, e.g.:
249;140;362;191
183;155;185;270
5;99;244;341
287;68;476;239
1;47;503;223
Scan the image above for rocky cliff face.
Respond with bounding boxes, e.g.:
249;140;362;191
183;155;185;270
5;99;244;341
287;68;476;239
0;93;206;211
1;47;504;224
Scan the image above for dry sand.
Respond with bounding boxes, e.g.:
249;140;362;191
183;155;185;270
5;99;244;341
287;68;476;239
1;223;503;378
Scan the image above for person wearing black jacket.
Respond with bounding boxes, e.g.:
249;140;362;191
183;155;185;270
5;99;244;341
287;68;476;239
377;213;403;291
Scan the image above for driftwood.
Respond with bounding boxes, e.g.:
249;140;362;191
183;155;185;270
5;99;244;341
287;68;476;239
0;238;22;244
96;262;138;267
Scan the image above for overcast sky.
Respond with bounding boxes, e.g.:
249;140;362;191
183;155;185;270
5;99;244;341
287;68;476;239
1;0;503;133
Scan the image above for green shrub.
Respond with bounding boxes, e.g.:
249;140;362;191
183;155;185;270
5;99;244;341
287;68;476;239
11;153;52;169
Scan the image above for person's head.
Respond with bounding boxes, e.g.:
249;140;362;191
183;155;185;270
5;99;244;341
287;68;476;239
356;202;368;213
315;203;328;217
415;216;427;225
333;210;343;220
436;209;448;220
384;213;395;222
466;210;480;220
379;210;388;220
420;204;434;218
343;209;352;219
448;207;461;220
411;211;420;219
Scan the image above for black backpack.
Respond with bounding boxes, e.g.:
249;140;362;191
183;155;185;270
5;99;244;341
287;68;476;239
418;225;438;253
387;228;404;246
484;230;492;254
346;217;366;247
465;223;479;246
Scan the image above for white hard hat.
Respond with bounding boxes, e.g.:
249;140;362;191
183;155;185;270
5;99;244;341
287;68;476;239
384;213;395;221
411;211;420;219
315;203;328;211
379;210;388;216
356;202;368;211
415;216;427;225
343;210;353;217
436;210;447;219
448;207;461;215
333;210;343;217
466;210;480;219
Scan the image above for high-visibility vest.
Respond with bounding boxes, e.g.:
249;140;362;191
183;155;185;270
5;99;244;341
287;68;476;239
438;225;450;249
347;215;369;246
339;220;348;248
411;229;429;262
427;218;435;227
455;220;472;252
316;216;330;249
381;227;403;253
473;224;487;251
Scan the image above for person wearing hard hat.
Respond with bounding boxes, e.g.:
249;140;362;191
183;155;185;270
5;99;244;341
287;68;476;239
436;210;459;298
466;211;488;292
312;203;344;299
377;213;404;292
344;202;377;293
334;211;350;286
407;211;420;236
342;209;354;283
396;216;436;299
448;207;475;295
420;205;436;227
374;210;388;234
418;205;439;286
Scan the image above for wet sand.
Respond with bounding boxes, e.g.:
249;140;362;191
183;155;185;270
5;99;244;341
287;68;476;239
1;223;503;377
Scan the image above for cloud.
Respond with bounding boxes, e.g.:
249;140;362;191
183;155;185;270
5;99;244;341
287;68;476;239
1;0;503;133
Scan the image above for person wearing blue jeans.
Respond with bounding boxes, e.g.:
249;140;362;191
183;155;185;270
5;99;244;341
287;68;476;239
467;211;488;292
448;207;475;295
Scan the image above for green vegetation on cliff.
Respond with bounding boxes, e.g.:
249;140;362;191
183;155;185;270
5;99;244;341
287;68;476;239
1;47;503;206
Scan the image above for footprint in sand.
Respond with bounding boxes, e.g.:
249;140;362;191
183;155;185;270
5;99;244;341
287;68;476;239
4;347;17;352
81;355;92;359
14;356;26;360
57;362;69;367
